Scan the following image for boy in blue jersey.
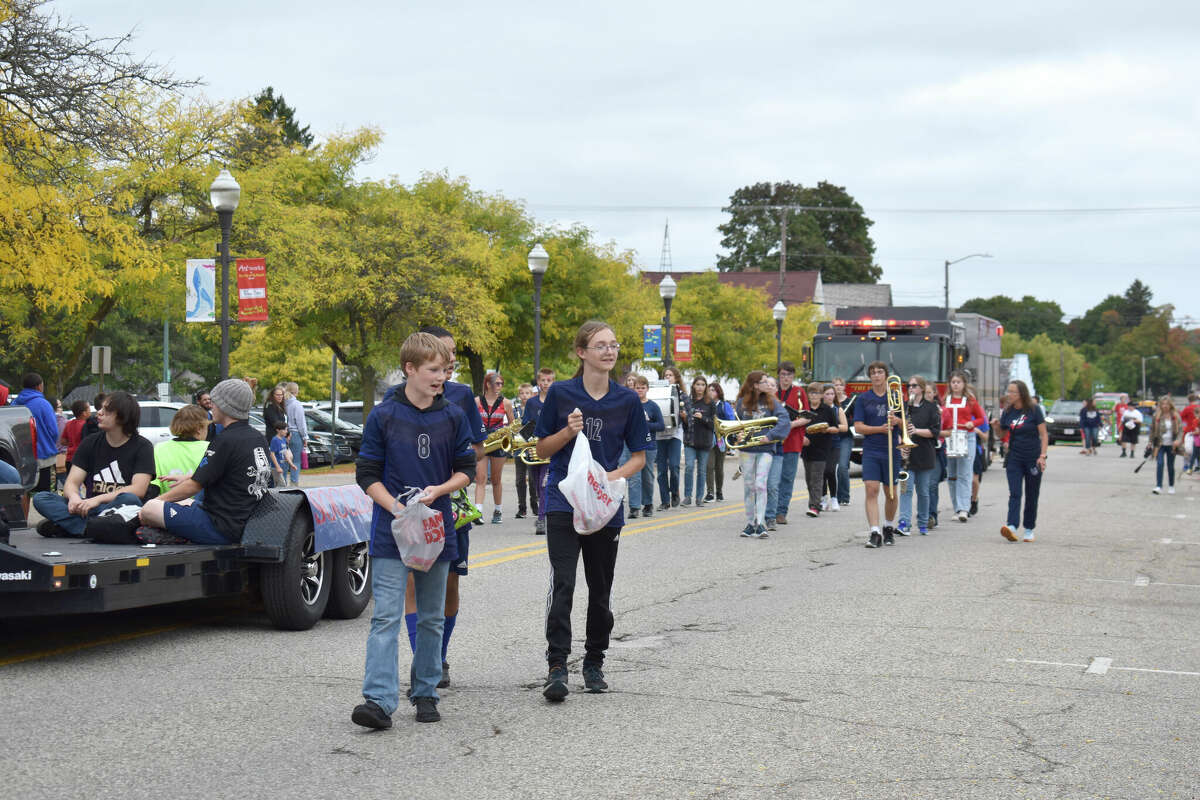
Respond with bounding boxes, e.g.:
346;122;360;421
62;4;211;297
534;321;650;702
352;332;476;728
522;367;555;535
853;361;901;549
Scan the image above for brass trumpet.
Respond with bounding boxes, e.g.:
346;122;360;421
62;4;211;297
885;375;914;499
714;416;779;451
482;419;524;455
509;434;550;465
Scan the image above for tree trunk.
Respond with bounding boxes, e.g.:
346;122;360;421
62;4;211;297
360;364;377;418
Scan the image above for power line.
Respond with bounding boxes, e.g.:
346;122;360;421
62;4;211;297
531;202;1200;216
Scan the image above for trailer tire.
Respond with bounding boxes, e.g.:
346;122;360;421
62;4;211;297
261;513;330;630
325;543;371;619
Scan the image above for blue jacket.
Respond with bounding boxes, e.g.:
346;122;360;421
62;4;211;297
15;388;59;460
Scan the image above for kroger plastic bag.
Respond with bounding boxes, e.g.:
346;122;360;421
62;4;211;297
390;490;446;571
559;428;626;534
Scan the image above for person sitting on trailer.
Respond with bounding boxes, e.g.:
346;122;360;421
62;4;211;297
139;379;272;545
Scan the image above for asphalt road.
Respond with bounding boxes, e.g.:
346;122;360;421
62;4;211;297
3;447;1198;799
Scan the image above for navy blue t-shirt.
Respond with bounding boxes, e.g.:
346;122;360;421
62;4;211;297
522;394;545;427
1001;405;1045;462
534;376;650;528
357;391;474;561
853;389;898;454
383;380;485;445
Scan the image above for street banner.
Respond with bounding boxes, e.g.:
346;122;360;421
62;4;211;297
643;324;663;362
236;258;269;322
299;485;373;553
674;325;693;362
185;259;216;323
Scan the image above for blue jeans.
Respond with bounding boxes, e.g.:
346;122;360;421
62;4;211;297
899;467;935;528
835;435;852;505
0;459;20;484
1156;447;1177;488
655;438;681;505
946;445;975;513
765;451;800;519
682;445;710;501
362;556;449;714
1005;457;1042;530
32;491;143;537
1082;427;1099;449
162;501;230;545
740;451;773;525
287;434;304;484
628;452;656;509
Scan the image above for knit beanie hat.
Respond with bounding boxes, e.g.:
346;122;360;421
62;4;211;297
209;379;253;420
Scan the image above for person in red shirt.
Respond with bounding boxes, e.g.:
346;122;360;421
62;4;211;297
939;370;986;523
59;400;91;475
766;361;809;528
1113;393;1132;457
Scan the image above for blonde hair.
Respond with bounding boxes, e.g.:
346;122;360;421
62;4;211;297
170;404;210;438
400;332;452;372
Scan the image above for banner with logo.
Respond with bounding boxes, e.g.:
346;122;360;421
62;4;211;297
236;258;269;322
673;325;693;362
300;484;373;553
642;324;663;363
185;259;216;323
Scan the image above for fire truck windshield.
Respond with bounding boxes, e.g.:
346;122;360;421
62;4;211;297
814;340;945;382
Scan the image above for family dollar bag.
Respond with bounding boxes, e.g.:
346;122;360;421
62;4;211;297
559;429;626;534
390;490;445;571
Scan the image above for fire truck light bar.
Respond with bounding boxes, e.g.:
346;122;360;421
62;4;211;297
831;319;930;328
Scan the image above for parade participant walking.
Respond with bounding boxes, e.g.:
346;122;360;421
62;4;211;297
523;367;555;534
33;391;154;538
999;380;1048;543
734;372;790;538
1079;397;1102;456
476;371;514;523
768;362;807;526
1149;395;1183;495
832;377;854;509
513;383;537;520
534;321;649;701
924;382;945;528
800;382;840;517
967;385;988;517
681;375;714;507
655;366;685;510
898;376;940;535
706;383;733;502
818;383;849;511
628;375;663;518
284;382;307;481
940;370;985;523
854;362;901;548
350;333;476;728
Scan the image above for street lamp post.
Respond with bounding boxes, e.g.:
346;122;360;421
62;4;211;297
659;275;677;367
528;243;549;374
944;253;993;311
209;168;241;380
773;300;787;370
1141;354;1160;401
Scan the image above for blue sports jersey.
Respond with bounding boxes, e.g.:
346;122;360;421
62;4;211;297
522;394;545;427
383;380;485;445
357;389;475;560
534;376;650;527
853;388;899;455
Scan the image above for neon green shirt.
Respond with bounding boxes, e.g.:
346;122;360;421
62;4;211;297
152;438;209;494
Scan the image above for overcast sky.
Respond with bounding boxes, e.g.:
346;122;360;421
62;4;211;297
60;1;1200;324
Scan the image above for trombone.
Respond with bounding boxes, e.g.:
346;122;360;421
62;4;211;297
885;375;915;500
714;416;780;451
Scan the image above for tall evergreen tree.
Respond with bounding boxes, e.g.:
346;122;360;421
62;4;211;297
251;87;313;148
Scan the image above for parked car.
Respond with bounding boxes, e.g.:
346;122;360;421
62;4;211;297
137;402;187;446
304;408;362;455
247;412;352;466
1044;399;1085;445
314;401;365;427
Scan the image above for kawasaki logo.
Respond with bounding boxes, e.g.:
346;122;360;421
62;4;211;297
0;570;33;581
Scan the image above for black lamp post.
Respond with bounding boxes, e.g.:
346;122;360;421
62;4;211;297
528;243;549;374
659;275;677;367
209;168;241;380
773;300;787;370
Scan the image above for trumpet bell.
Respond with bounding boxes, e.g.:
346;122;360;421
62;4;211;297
715;416;778;450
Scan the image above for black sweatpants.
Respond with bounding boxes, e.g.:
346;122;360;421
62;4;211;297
544;511;620;667
514;459;539;515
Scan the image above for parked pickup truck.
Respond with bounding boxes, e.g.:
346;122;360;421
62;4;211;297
0;485;373;631
0;405;38;524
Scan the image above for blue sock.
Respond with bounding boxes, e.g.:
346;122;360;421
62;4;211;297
441;614;456;663
404;612;418;653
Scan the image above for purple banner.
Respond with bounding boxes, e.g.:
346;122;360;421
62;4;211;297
300;485;374;553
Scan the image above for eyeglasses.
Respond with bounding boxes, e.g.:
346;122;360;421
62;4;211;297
908;383;920;388
585;344;621;353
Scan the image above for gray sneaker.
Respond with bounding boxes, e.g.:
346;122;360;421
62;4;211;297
582;663;608;693
492;509;502;524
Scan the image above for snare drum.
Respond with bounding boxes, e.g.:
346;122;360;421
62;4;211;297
946;429;970;458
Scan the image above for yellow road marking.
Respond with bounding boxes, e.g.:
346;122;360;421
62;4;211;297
0;624;192;668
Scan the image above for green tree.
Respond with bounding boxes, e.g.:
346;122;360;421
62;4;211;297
959;295;1068;341
1096;308;1199;398
250;87;313;148
1001;332;1108;400
716;181;879;282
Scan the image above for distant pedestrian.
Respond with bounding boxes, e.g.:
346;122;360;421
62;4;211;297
284;382;307;483
1119;403;1143;459
705;383;733;503
681;375;714;507
1149;395;1183;495
768;361;807;527
656;366;685;510
263;384;288;438
523;367;556;535
1114;393;1134;457
1079;397;1102;456
940;370;985;523
832;377;854;509
999;380;1047;543
898;375;940;535
628;374;664;518
475;371;514;523
1180;393;1199;474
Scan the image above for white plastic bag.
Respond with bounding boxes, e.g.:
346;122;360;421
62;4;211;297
559;429;627;534
390;491;446;571
1186;433;1196;457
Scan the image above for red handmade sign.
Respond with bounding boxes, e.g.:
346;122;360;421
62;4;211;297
236;258;268;321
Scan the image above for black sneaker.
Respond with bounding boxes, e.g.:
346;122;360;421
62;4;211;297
535;518;546;535
866;531;883;548
715;492;724;501
969;499;978;516
671;495;680;508
514;510;527;519
883;527;895;546
740;524;755;538
704;493;715;502
657;502;671;512
755;524;769;539
628;508;640;519
582;663;608;693
438;661;450;688
544;663;569;702
413;696;440;723
642;505;653;517
351;700;392;730
36;519;69;538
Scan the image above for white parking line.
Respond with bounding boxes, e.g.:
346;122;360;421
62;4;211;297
1088;577;1200;588
1007;658;1200;677
1085;657;1112;675
1133;574;1151;587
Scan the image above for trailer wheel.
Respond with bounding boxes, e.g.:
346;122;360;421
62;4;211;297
262;515;330;630
325;543;371;619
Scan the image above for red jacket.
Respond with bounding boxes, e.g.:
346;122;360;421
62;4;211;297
941;396;985;433
61;417;88;462
1182;403;1199;434
779;384;808;454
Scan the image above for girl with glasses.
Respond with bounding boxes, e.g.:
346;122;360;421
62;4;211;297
476;372;515;523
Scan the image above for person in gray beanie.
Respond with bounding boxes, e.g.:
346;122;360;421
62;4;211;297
138;379;272;544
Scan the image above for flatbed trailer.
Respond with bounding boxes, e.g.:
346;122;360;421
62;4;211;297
0;486;372;630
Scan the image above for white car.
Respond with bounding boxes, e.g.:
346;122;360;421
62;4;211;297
137;401;187;446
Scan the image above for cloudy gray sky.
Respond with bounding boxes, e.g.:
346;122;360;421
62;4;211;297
61;1;1200;324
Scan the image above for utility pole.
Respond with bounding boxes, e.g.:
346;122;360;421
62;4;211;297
1059;348;1066;399
778;208;787;298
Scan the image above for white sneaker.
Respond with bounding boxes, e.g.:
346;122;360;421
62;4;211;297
1022;529;1036;542
830;498;840;512
958;511;968;522
1168;486;1176;494
820;496;830;511
1152;486;1162;495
